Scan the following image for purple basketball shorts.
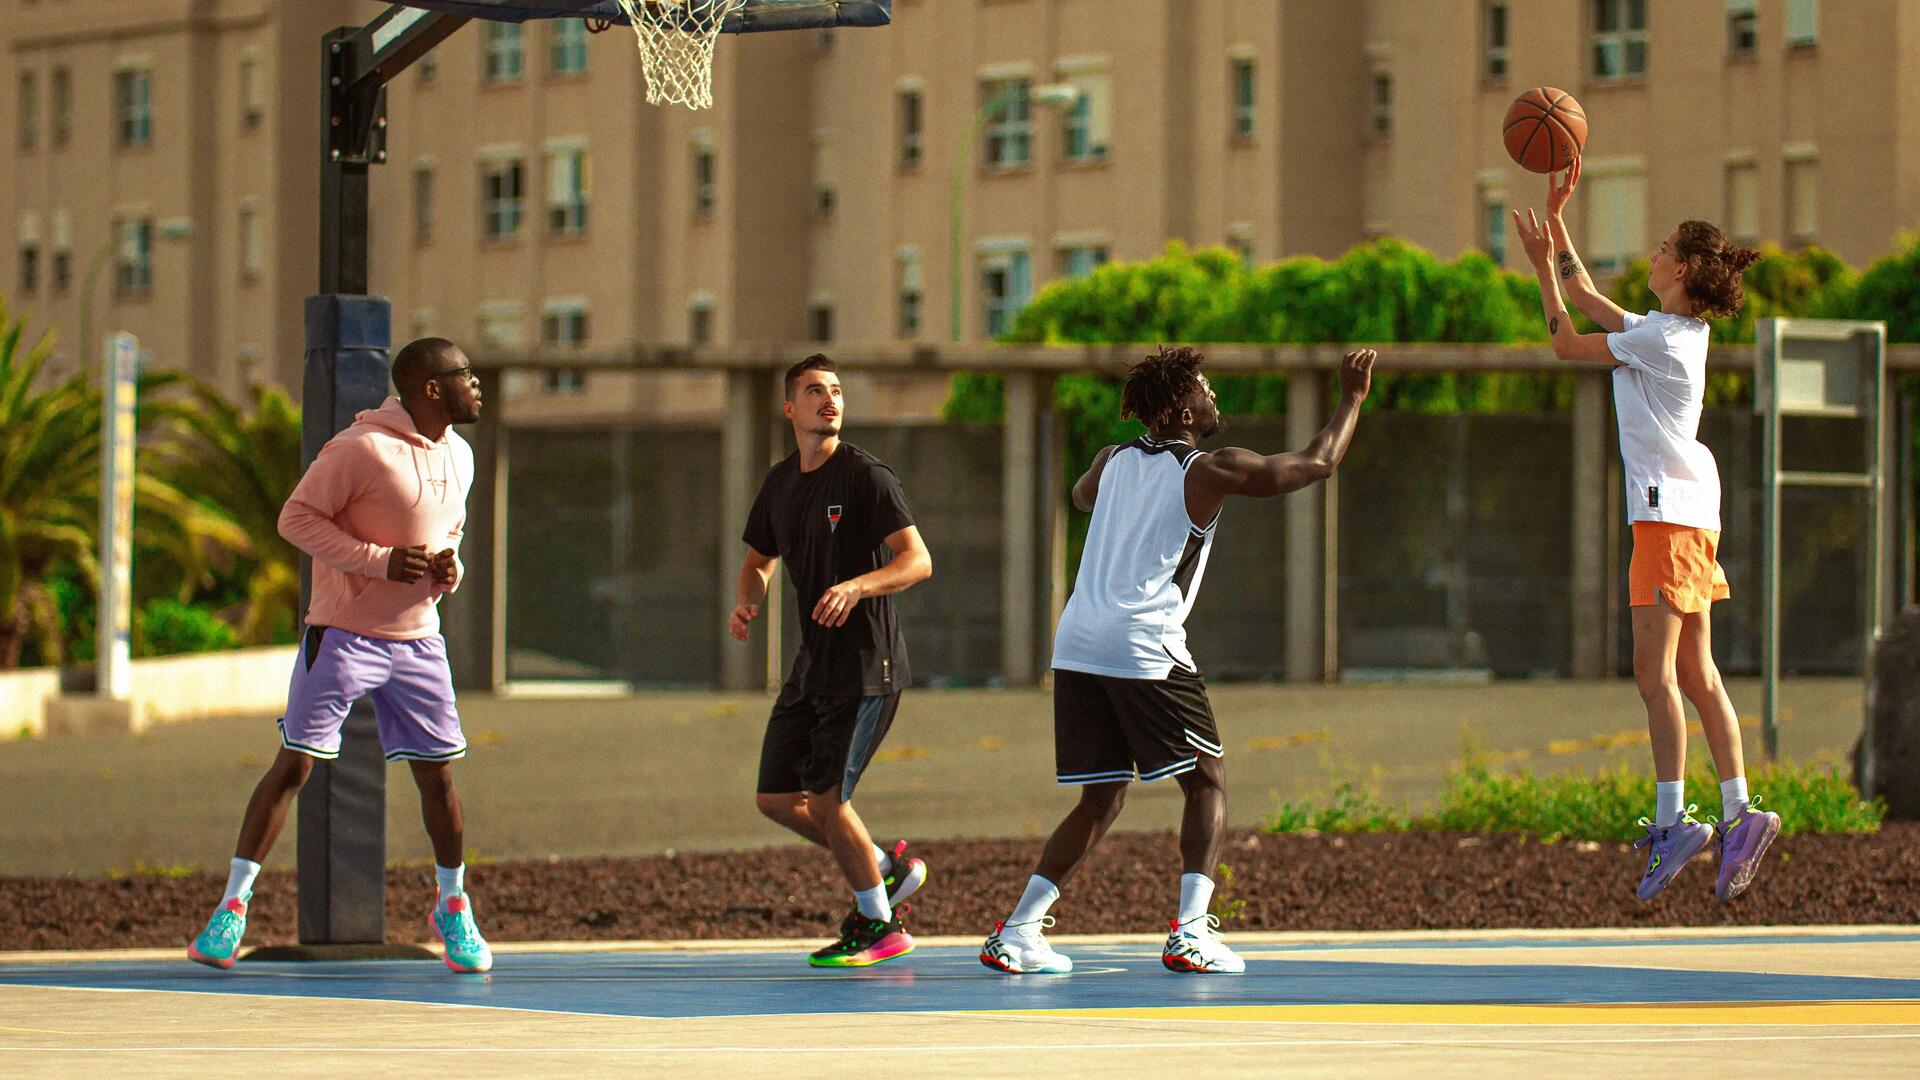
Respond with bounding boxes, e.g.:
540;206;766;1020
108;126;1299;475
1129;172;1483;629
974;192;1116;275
277;625;467;763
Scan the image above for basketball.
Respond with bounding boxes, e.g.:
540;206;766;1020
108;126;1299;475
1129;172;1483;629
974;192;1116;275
1503;87;1587;173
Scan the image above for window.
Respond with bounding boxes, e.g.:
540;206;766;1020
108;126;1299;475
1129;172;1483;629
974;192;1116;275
1786;155;1818;245
1059;243;1108;279
1727;0;1758;56
1060;68;1109;163
981;78;1031;169
897;88;923;169
1592;0;1648;79
50;67;69;148
1230;57;1255;140
813;131;836;217
1226;225;1254;269
540;299;588;394
17;213;38;294
483;24;524;83
115;70;152;147
551;20;589;75
1725;161;1758;244
481;157;524;240
18;72;37;152
115;218;153;295
980;245;1031;338
50;210;70;291
692;140;715;216
1481;188;1508;263
1584;166;1647;271
688;296;714;345
238;202;262;280
897;249;921;338
477;303;523;348
547;145;589;235
1484;3;1510;80
240;55;264;128
1785;0;1818;46
808;303;834;343
1369;73;1392;138
414;164;435;242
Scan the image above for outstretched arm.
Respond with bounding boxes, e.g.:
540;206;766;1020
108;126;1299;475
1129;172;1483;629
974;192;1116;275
1514;208;1619;365
1185;349;1375;522
1543;159;1628;332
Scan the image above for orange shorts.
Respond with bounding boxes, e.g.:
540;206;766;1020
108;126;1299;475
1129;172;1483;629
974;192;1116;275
1629;521;1730;613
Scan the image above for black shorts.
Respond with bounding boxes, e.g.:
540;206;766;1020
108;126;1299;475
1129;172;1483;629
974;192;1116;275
756;682;902;800
1053;666;1222;785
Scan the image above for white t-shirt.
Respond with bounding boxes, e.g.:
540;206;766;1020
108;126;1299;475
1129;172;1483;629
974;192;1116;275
1051;437;1218;679
1607;309;1721;531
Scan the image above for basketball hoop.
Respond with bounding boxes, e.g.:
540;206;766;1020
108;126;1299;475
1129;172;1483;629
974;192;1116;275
612;0;746;110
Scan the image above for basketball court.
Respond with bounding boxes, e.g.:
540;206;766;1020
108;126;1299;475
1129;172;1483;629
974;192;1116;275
4;928;1918;1076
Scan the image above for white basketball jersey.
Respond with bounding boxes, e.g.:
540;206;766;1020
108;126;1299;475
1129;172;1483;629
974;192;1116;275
1051;436;1219;680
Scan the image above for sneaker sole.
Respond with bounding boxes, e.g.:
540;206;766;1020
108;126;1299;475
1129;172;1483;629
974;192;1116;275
1717;815;1783;901
429;916;494;974
810;936;915;968
888;859;928;907
186;945;235;971
1161;953;1244;974
979;949;1071;975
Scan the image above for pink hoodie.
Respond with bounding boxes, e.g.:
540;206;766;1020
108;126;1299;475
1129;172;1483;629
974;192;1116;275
278;397;472;640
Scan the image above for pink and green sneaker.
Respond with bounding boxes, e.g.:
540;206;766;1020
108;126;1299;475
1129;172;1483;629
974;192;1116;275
808;906;915;968
188;893;250;970
431;894;493;974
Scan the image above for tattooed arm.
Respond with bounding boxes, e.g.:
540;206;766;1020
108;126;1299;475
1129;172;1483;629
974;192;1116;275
1514;207;1619;365
1545;159;1628;332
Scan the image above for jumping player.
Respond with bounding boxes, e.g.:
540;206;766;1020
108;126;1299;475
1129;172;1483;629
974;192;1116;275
982;345;1376;975
729;354;934;967
1515;159;1780;901
189;338;493;973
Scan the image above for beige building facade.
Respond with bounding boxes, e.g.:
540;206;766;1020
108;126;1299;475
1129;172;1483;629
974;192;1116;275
5;0;1918;400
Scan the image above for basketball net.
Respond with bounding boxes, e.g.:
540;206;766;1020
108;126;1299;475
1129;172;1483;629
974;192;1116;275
612;0;745;110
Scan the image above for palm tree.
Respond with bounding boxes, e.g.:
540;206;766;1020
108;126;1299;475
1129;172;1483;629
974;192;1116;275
147;382;302;644
0;300;247;667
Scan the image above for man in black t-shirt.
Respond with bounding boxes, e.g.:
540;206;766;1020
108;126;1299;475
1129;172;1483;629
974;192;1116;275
730;353;934;968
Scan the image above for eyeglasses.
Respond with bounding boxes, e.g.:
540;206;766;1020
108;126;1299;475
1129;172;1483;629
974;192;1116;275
429;364;476;385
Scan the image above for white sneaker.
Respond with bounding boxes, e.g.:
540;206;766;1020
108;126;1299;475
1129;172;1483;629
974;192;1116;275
1161;914;1245;974
979;917;1073;974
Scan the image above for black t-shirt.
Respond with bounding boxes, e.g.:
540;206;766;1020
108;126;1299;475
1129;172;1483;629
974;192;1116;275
743;443;915;696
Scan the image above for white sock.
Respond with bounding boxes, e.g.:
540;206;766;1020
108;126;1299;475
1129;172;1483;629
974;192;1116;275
1007;875;1059;933
1178;872;1215;927
1720;776;1750;821
854;884;890;921
1654;780;1684;827
873;843;893;876
435;863;465;905
223;858;261;904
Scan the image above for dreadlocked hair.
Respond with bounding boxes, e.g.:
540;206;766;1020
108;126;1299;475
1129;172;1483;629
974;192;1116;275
1121;345;1207;431
1675;220;1763;319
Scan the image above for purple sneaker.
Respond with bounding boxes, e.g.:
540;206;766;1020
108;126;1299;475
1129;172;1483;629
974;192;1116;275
1631;811;1714;901
1713;798;1782;901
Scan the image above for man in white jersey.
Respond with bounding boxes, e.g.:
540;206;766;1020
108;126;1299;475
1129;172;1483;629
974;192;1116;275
981;345;1376;976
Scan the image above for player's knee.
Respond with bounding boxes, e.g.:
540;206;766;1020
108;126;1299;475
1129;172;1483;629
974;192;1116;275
1677;660;1722;703
1631;653;1678;701
1081;782;1127;819
409;761;455;796
1180;757;1225;795
269;750;315;790
756;792;801;822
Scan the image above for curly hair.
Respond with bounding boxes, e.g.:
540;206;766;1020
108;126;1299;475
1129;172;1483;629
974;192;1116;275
1674;220;1762;319
1120;345;1207;431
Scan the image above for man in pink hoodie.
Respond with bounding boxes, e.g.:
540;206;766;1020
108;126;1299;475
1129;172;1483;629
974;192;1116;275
188;337;492;974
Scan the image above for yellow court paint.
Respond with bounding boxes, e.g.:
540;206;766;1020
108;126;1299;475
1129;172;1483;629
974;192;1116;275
983;1001;1920;1026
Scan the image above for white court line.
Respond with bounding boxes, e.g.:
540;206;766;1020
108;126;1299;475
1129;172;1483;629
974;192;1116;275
4;1033;1920;1054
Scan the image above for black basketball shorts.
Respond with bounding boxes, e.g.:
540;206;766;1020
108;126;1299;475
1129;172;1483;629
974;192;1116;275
1052;666;1223;785
756;681;902;801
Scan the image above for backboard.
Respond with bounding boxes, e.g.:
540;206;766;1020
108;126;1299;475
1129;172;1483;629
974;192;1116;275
389;0;892;32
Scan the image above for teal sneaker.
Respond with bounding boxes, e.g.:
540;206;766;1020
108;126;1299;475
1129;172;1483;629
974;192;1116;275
187;893;250;970
431;894;493;973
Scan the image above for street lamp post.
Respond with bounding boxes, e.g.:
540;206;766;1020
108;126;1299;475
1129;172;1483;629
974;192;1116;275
950;82;1081;343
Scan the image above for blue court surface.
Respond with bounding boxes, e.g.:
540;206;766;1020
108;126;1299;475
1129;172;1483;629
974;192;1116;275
5;931;1920;1076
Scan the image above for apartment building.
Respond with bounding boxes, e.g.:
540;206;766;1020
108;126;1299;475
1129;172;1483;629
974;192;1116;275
5;0;1916;401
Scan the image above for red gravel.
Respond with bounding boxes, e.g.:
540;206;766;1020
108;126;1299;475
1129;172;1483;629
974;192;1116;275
4;826;1915;952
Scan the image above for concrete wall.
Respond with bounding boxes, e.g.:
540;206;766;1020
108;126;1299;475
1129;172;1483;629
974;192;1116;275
0;645;293;737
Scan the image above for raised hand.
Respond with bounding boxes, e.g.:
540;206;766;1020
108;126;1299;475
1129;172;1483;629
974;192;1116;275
1512;207;1557;271
1547;155;1581;218
1339;349;1376;401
